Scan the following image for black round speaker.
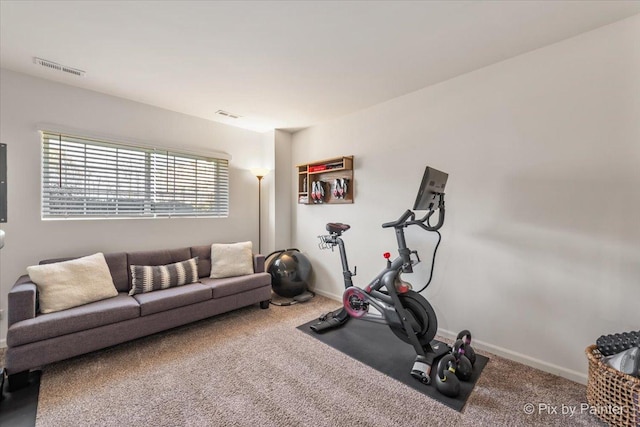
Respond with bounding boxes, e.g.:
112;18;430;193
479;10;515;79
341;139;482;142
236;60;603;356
267;249;312;298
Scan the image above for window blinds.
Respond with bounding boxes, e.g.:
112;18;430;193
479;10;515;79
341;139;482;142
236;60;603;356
41;132;229;219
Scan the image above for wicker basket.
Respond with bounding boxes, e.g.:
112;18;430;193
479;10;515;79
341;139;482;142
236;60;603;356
586;345;640;427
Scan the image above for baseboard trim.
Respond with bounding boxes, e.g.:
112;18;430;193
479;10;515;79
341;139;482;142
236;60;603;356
311;288;587;385
435;329;587;385
313;289;342;301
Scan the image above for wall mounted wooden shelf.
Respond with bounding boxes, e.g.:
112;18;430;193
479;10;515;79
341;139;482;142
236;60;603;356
296;156;354;205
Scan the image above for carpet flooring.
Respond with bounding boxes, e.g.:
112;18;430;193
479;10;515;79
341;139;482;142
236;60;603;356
2;296;605;426
297;317;489;411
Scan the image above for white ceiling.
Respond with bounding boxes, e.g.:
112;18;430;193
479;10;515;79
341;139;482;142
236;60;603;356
1;1;639;133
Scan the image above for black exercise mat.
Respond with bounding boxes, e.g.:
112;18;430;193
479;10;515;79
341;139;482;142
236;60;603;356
0;370;41;427
297;317;488;412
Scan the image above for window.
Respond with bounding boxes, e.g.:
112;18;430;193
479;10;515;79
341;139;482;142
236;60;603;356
41;132;229;219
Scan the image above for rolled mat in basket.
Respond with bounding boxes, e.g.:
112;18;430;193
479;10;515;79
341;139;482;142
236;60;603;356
586;345;640;427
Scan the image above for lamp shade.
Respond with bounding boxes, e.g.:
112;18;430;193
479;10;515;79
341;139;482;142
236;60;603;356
250;168;270;179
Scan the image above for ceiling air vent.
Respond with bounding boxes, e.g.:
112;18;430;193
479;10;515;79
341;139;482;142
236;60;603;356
215;110;241;119
33;57;86;77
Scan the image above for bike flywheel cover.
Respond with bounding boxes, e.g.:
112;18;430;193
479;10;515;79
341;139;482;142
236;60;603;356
343;287;368;318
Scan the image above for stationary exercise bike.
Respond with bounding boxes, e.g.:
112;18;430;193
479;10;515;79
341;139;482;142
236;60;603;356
313;166;452;385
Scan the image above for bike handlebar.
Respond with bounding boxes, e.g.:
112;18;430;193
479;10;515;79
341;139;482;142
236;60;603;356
381;209;415;228
411;206;445;231
381;194;446;232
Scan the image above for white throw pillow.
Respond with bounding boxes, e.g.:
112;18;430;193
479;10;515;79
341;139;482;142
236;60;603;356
210;241;254;279
27;252;118;314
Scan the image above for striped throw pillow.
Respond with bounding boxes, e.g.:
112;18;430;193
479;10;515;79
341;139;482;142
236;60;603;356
129;257;199;296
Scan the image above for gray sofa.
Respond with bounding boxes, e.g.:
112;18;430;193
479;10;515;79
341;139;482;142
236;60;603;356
5;245;272;389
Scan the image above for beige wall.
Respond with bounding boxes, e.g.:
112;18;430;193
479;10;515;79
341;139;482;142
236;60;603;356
0;70;267;343
291;15;640;383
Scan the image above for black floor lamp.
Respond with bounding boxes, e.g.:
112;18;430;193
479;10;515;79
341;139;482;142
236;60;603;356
251;168;269;254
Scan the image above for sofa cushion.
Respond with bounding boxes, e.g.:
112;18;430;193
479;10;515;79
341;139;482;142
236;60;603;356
200;272;271;299
210;241;254;279
132;283;212;316
7;293;140;347
27;253;119;314
129;257;199;296
41;252;130;293
127;247;191;287
190;245;212;278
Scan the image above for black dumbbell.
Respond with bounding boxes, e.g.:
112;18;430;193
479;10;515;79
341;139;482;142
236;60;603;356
435;354;461;398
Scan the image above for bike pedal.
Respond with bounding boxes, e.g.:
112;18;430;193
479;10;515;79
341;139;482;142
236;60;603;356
411;355;432;385
411;370;431;385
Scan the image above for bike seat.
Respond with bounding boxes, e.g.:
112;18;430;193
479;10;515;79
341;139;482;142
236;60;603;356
326;223;351;235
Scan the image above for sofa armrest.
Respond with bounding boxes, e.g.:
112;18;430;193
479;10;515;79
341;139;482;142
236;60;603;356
253;254;265;273
8;275;37;327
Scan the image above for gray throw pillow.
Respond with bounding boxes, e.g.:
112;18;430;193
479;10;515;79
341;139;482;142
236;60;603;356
129;257;199;295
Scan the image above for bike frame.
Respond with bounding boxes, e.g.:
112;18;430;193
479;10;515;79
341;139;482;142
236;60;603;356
320;197;445;355
317;194;447;384
327;227;427;357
